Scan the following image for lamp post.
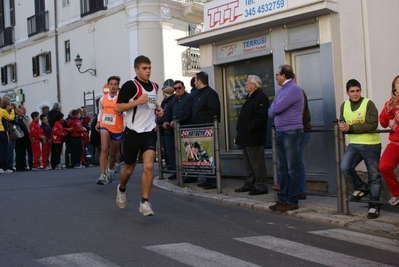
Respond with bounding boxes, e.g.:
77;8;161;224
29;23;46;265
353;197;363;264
74;54;96;76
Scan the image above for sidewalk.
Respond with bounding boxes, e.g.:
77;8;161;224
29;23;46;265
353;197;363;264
154;176;399;237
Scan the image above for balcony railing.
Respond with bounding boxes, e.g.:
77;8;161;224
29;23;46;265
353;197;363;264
0;27;14;48
27;11;49;37
188;24;203;36
182;47;201;75
80;0;107;17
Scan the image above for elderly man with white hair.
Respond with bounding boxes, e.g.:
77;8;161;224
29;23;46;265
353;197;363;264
234;75;270;195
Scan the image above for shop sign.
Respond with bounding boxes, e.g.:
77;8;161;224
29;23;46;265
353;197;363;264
217;35;269;60
204;0;288;30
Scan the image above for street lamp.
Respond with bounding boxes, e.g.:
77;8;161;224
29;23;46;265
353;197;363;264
74;54;96;76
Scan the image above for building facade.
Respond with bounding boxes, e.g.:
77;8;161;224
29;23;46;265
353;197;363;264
0;0;203;116
178;0;399;194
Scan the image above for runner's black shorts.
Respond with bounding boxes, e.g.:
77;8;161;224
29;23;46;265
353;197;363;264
122;128;156;165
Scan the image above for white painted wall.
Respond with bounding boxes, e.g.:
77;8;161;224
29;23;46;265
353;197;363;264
0;0;202;115
335;0;399;151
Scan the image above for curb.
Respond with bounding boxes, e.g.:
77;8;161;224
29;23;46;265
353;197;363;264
153;177;399;237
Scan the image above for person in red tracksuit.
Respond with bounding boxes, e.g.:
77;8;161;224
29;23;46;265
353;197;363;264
68;109;87;168
379;75;399;206
51;112;68;169
29;111;46;170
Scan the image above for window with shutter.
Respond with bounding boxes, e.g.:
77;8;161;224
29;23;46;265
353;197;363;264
45;52;51;74
11;63;16;82
1;67;6;85
32;56;38;77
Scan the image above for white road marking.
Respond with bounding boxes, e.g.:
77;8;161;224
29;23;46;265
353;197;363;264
235;235;394;267
309;228;399;254
37;252;121;267
145;242;262;267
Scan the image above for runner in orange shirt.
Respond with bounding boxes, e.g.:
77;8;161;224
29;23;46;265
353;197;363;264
96;76;124;185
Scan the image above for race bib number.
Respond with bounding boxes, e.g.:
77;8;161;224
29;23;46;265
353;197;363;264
147;95;157;109
102;114;116;125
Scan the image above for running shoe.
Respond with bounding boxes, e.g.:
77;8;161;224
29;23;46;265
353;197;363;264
114;163;120;173
109;170;116;182
388;196;399;206
139;201;154;216
96;174;108;185
116;185;126;209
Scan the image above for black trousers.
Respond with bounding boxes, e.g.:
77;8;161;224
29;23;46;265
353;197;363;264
51;142;62;168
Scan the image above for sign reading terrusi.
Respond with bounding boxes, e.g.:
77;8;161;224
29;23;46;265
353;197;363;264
180;127;215;174
217;35;269;60
204;0;287;30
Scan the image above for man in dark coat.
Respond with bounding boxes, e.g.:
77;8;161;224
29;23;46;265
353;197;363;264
48;102;61;128
192;71;221;189
234;75;269;195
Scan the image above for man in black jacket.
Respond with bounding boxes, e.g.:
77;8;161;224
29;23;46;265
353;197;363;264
192;71;220;189
48;102;61;128
234;75;269;195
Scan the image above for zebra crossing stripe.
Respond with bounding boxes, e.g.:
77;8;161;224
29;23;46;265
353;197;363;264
308;229;399;254
144;242;262;267
37;252;121;267
234;235;394;267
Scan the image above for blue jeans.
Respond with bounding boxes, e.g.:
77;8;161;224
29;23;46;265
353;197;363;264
299;132;311;194
340;143;381;209
275;129;304;205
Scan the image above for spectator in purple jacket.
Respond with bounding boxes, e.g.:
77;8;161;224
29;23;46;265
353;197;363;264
268;64;304;212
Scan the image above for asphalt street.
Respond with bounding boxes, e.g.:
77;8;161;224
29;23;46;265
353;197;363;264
0;165;397;267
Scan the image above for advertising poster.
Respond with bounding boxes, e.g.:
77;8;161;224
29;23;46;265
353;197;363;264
180;126;215;174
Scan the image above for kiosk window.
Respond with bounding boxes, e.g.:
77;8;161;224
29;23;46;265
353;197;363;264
224;56;275;150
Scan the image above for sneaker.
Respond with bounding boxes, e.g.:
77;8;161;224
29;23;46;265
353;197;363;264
0;169;5;174
388;196;399;206
367;208;380;219
116;185;126;209
3;169;13;174
114;163;120;173
74;164;85;169
31;167;41;171
139;201;154;216
350;189;369;202
55;165;63;170
44;166;52;171
108;170;115;182
96;174;108;185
